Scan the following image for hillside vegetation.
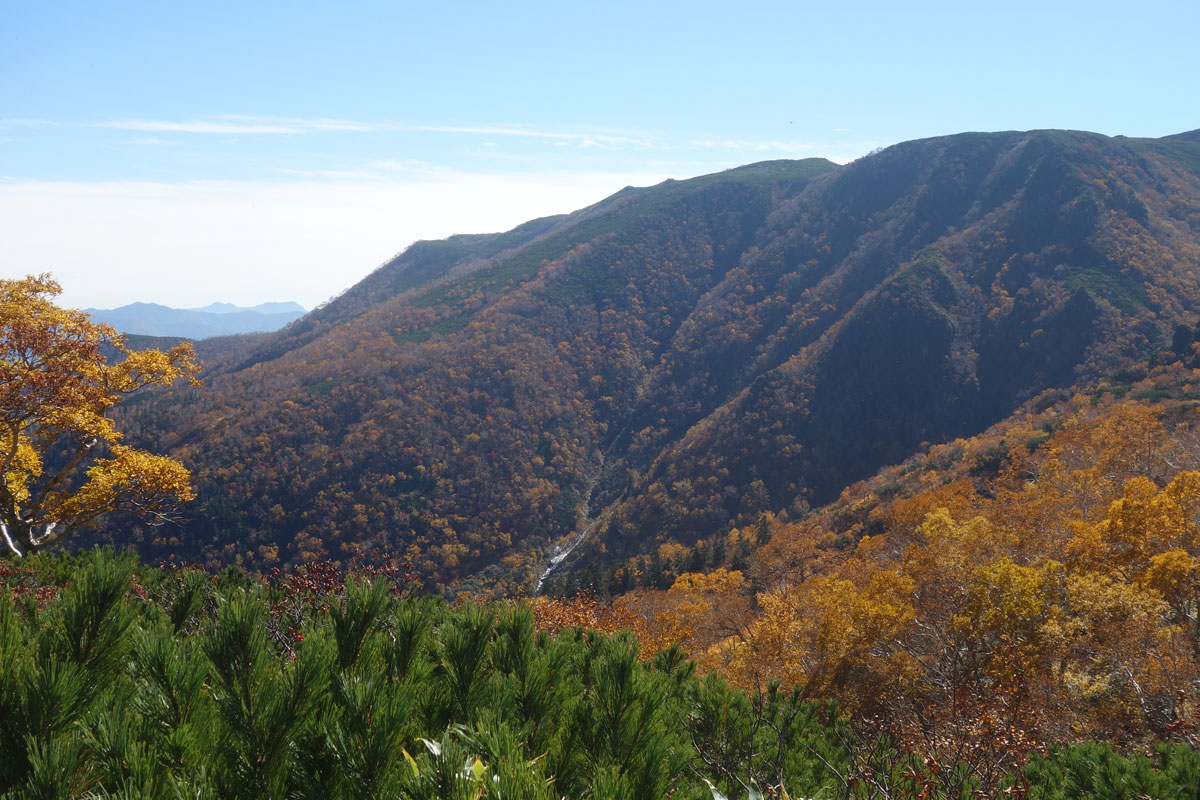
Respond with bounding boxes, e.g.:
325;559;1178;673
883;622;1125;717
583;354;1200;752
4;551;1200;799
109;130;1200;596
11;128;1200;797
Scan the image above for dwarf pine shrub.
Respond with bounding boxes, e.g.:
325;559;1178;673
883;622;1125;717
3;549;1200;799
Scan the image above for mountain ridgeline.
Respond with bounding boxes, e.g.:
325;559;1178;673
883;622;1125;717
86;301;307;338
112;129;1200;592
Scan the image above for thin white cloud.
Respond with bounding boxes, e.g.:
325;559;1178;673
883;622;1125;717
276;168;379;179
21;115;871;159
0;118;61;129
98;119;306;135
91;115;657;147
387;122;652;146
368;159;440;172
2;115;868;160
94;115;381;135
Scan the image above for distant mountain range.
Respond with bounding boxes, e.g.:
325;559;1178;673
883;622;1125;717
108;128;1200;593
85;301;306;338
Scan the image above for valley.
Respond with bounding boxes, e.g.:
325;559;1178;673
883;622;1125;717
103;128;1200;598
8;125;1200;799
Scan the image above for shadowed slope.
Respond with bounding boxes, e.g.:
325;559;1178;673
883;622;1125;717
107;132;1200;592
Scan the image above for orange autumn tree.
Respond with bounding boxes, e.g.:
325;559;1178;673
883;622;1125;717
0;275;199;557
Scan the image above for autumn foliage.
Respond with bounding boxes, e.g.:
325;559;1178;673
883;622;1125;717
101;130;1200;599
612;364;1200;761
0;275;199;557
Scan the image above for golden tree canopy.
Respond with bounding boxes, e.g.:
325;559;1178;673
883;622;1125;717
0;274;200;556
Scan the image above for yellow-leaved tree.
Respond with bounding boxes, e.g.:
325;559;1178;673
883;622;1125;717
0;274;200;557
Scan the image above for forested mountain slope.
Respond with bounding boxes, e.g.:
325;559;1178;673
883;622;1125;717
578;354;1200;753
112;130;1200;592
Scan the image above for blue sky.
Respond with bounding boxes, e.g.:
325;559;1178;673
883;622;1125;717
2;0;1197;309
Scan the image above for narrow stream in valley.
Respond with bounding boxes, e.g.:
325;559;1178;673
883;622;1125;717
535;517;597;594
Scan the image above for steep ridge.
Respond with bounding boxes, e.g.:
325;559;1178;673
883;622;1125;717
109;131;1200;593
601;130;1200;555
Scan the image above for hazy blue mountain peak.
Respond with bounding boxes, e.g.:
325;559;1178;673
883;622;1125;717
84;300;307;338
